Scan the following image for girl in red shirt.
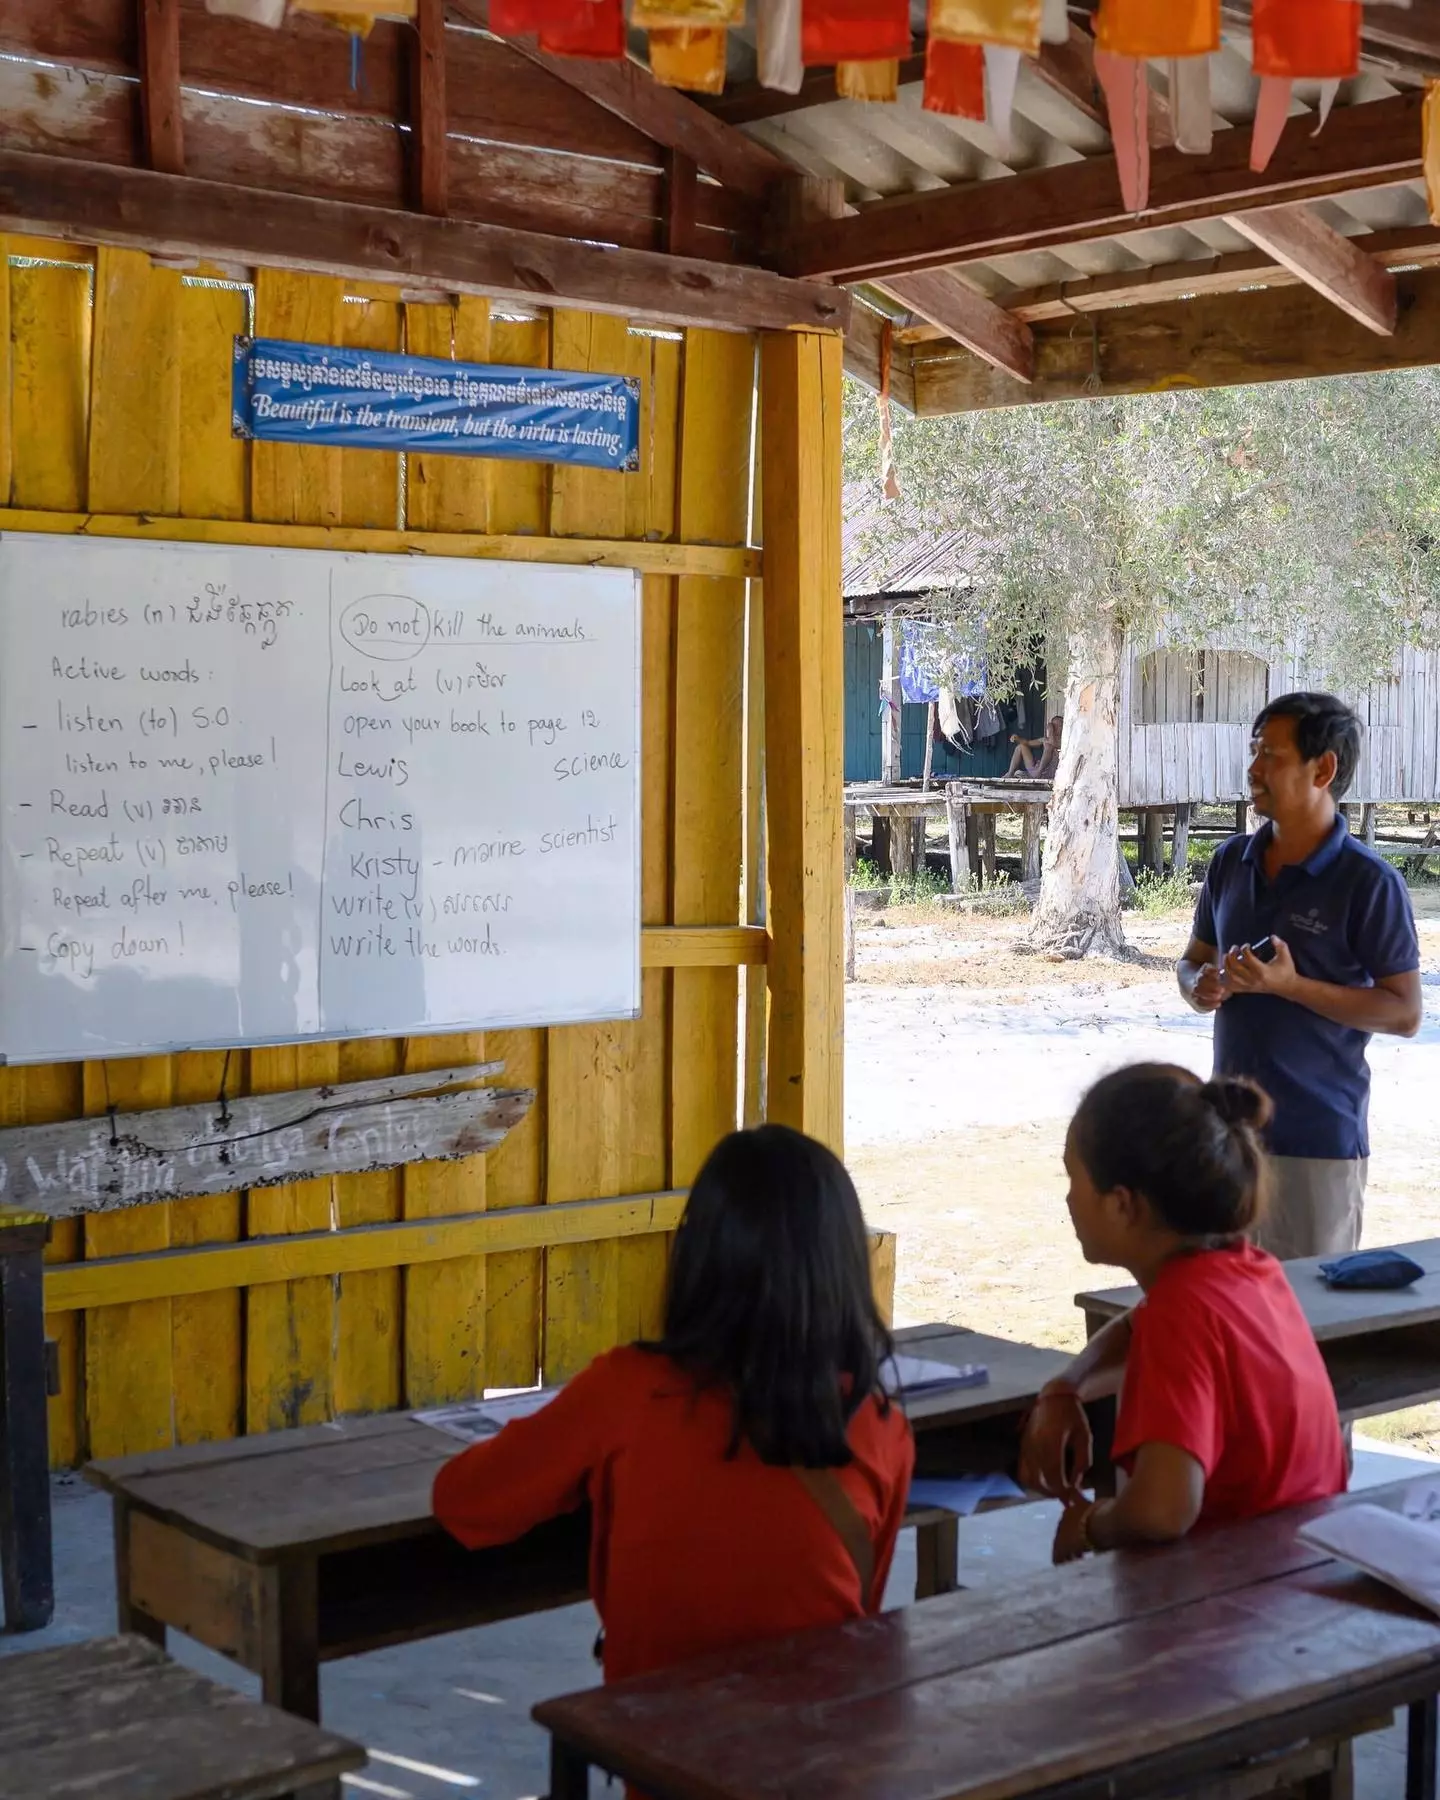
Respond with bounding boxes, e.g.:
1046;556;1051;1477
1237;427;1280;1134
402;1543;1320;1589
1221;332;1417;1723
433;1124;914;1686
1020;1063;1344;1564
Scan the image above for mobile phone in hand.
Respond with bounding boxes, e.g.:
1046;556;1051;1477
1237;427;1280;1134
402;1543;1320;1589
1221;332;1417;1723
1248;936;1276;963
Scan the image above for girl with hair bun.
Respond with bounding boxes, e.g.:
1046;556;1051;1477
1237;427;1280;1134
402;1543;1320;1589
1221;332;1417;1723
1020;1063;1344;1565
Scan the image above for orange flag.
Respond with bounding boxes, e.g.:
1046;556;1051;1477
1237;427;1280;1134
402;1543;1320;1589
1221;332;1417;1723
1096;0;1217;59
649;25;730;90
1425;82;1440;227
1251;0;1359;79
928;0;1040;52
837;58;900;99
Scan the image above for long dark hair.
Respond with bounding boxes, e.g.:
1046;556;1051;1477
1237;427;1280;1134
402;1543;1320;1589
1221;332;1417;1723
1070;1063;1273;1238
644;1124;892;1468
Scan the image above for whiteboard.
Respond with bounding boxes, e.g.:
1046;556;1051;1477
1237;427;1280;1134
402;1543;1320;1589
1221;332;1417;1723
0;532;640;1062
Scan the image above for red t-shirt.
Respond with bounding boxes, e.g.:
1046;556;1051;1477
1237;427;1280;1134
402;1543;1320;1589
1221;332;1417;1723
1113;1243;1345;1526
433;1345;914;1683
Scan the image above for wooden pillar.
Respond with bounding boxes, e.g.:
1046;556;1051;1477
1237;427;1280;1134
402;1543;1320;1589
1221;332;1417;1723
946;790;967;894
843;806;857;877
871;812;893;876
891;808;916;881
921;701;936;790
1020;805;1042;883
1171;802;1191;879
1140;809;1165;878
1235;801;1249;836
880;611;902;785
761;329;844;1151
0;1216;53;1631
1362;802;1378;848
965;808;982;887
980;813;997;885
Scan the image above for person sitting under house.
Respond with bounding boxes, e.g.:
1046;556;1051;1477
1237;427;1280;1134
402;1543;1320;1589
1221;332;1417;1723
1006;713;1061;779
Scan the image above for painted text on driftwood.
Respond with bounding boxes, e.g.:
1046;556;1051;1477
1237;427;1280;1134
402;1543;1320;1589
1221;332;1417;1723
0;1066;533;1218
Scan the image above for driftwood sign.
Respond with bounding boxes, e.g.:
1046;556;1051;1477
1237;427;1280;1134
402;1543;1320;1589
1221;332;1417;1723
0;1065;533;1219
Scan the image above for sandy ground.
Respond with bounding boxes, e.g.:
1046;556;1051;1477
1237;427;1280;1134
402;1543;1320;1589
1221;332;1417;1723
847;888;1440;1444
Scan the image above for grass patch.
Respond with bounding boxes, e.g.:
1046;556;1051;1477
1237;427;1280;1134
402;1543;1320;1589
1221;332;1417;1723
1132;869;1197;917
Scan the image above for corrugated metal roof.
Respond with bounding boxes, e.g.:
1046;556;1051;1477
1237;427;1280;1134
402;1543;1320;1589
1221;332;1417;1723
842;481;981;597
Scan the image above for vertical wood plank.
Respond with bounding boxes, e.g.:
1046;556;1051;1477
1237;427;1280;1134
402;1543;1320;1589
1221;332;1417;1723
671;328;751;1185
139;0;185;175
760;330;844;1152
10;259;91;513
410;0;449;217
82;247;184;1459
545;311;668;1380
246;270;343;1431
178;273;248;521
0;241;10;505
339;290;403;529
397;295;492;1406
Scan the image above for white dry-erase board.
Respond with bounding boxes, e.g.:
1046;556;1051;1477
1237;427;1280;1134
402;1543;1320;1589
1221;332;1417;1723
0;532;641;1063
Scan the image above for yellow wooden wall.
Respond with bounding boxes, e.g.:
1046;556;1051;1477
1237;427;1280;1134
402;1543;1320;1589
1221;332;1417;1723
0;237;814;1465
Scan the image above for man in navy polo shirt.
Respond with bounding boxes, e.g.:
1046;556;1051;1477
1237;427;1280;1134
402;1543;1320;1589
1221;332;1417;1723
1177;692;1422;1260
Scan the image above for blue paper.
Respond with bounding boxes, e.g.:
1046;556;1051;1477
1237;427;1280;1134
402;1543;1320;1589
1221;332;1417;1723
1319;1249;1425;1291
232;336;641;472
908;1476;1025;1517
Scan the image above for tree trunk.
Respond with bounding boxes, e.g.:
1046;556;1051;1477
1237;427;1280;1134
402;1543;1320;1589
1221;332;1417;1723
1027;613;1126;959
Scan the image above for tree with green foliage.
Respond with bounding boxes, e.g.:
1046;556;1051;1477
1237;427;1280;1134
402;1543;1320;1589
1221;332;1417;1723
844;373;1440;958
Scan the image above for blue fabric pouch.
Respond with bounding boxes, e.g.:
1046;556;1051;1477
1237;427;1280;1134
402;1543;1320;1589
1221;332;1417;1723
1318;1249;1426;1290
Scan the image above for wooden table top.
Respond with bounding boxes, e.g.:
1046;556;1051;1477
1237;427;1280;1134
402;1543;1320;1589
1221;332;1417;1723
1076;1237;1440;1342
85;1325;1066;1562
535;1477;1440;1800
0;1634;362;1799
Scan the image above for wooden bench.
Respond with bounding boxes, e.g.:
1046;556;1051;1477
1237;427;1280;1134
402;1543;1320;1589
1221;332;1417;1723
0;1632;363;1800
85;1322;1070;1721
534;1476;1440;1800
1078;1236;1440;1425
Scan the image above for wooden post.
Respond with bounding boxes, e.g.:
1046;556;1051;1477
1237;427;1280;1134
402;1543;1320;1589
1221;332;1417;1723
844;885;856;983
1171;802;1192;879
1020;804;1042;882
1117;839;1136;895
1140;808;1165;878
761;329;844;1151
1362;802;1378;848
965;808;982;887
843;805;857;877
891;807;915;882
410;0;449;216
880;610;902;785
871;811;893;876
980;813;997;885
921;701;936;790
138;0;185;177
945;788;967;894
1235;801;1249;836
0;1215;53;1631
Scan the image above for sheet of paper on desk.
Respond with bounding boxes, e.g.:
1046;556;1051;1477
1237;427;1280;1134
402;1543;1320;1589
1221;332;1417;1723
1298;1499;1440;1618
885;1354;989;1396
909;1475;1025;1516
415;1387;560;1445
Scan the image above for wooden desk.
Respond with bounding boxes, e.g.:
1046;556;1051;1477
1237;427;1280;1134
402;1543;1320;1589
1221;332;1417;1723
0;1633;363;1800
1077;1237;1440;1424
86;1324;1068;1722
535;1478;1440;1800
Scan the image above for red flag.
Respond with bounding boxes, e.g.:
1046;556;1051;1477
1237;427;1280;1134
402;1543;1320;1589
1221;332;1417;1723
802;0;910;67
538;0;625;55
923;36;985;117
1252;0;1358;79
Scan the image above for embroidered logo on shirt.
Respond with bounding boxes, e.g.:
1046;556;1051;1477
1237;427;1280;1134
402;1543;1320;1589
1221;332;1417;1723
1288;907;1330;938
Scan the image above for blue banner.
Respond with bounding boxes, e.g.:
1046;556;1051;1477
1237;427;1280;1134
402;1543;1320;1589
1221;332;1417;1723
231;336;641;472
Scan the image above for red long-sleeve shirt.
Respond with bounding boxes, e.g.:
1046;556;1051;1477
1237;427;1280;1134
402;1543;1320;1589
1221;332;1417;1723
432;1345;914;1682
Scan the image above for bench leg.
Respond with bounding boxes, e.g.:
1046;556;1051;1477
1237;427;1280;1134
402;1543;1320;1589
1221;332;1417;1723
1408;1698;1437;1800
0;1239;53;1631
548;1737;590;1800
915;1514;959;1600
260;1558;322;1722
112;1501;166;1647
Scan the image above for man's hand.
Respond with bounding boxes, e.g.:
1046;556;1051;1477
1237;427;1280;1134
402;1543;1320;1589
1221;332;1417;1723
1052;1501;1093;1565
1223;934;1298;998
1019;1384;1092;1501
1178;935;1228;1015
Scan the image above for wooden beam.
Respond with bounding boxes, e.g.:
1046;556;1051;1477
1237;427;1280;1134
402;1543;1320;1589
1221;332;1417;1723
910;264;1440;415
777;90;1425;281
1224;203;1397;336
665;149;698;257
877;268;1034;382
137;0;184;176
761;329;845;1152
845;300;917;410
410;0;448;216
446;0;790;198
0;150;847;335
893;223;1440;336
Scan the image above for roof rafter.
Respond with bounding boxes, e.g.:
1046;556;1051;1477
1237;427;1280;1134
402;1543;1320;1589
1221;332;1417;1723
1224;203;1397;336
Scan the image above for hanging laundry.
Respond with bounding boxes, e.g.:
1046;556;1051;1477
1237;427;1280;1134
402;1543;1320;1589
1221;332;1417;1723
634;0;744;29
900;623;943;705
1096;50;1150;211
975;698;1003;740
802;0;911;67
1251;0;1359;79
837;58;901;99
757;0;805;92
923;35;985;119
1168;55;1213;155
938;687;970;748
928;0;1040;53
205;0;287;22
984;45;1021;154
649;25;730;89
1425;81;1440;226
1040;0;1068;44
540;0;626;55
1250;73;1292;172
1095;0;1217;58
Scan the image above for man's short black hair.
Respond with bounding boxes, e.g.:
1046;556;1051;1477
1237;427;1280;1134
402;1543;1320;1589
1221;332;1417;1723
1251;691;1361;799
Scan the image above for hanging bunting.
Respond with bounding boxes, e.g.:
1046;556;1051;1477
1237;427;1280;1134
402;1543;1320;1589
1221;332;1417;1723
204;0;287;23
1250;74;1291;172
1314;78;1341;134
490;0;574;36
539;0;626;56
1424;81;1440;226
984;45;1021;155
879;321;902;503
649;24;730;89
928;0;1040;52
1251;0;1359;79
1040;0;1068;44
633;0;744;27
1095;50;1149;211
1168;55;1212;154
1096;0;1217;59
801;0;910;67
923;35;985;117
837;58;900;99
757;0;805;92
290;0;417;25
